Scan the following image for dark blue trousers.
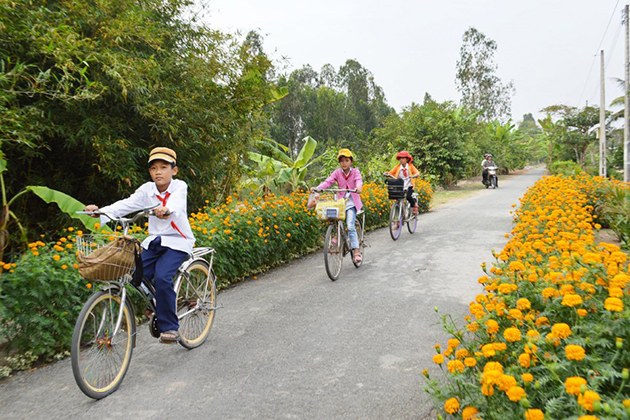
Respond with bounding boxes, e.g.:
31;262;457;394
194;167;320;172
142;237;188;332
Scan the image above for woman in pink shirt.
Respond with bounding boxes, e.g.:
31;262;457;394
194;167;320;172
312;149;363;263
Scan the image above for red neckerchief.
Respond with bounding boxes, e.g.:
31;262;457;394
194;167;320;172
401;165;408;178
155;191;187;239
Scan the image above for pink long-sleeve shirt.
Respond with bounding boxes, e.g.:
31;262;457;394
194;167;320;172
316;167;363;212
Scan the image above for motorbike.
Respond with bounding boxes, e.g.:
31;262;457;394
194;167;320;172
484;166;499;189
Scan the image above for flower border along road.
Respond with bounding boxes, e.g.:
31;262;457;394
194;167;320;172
424;173;630;420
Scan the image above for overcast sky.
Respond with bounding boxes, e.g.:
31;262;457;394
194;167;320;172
201;0;628;123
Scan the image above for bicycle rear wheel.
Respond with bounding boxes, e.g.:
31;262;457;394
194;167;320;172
176;260;217;349
389;200;403;241
71;290;135;400
324;223;343;281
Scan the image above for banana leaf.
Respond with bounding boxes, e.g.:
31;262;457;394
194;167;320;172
26;186;99;232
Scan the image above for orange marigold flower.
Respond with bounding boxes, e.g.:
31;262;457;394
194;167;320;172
565;344;586;361
604;297;624;312
504;327;522;342
516;298;531;310
564;376;587;395
551;323;572;339
498;374;517;391
464;357;477;368
525;409;545;420
444;397;460;414
518;353;531;368
578;390;601;411
521;373;534;383
462;406;480;420
447;338;460;349
561;294;583;307
447;360;464;373
506;385;525;402
486;319;499;334
432;354;444;365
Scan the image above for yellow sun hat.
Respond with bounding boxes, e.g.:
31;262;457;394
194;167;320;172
337;148;354;160
148;147;177;164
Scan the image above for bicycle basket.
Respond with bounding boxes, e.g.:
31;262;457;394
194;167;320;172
387;178;405;200
315;198;346;221
76;234;141;282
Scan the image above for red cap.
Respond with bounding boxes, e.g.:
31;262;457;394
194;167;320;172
396;151;413;163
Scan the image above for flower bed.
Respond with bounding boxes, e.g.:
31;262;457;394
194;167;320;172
424;174;630;419
0;181;433;365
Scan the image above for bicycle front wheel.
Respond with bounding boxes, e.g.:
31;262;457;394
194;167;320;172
176;260;217;349
389;200;403;241
407;206;417;234
71;290;135;400
324;223;343;281
353;215;365;268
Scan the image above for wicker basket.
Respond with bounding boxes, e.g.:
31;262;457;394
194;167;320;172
76;234;140;282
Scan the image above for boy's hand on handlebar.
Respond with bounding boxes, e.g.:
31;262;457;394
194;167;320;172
85;204;99;217
154;206;171;219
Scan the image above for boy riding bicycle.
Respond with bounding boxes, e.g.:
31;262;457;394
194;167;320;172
386;151;420;215
84;147;195;343
311;149;363;264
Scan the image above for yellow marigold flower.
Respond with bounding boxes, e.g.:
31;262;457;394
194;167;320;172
577;416;599;420
2;263;11;269
432;354;444;364
518;353;531;368
604;297;624;312
506;385;525;402
516;298;531;310
481;383;494;396
462;406;480;420
509;261;526;272
53;255;61;261
535;316;549;327
521;373;534;383
483;361;503;374
504;327;522;342
486;319;499;334
481;344;496;358
455;348;469;359
498;374;517;391
582;252;601;264
509;309;523;320
61;265;68;270
610;273;630;288
447;360;464;373
73;263;78;269
467;321;480;332
578;390;600;411
551;323;572;339
444;397;460;414
541;287;558;299
609;287;623;298
608;251;627;264
561;294;583;307
577;309;588;317
32;251;39;256
464;357;477;368
564;376;587;395
447;338;460;349
68;227;74;232
525;409;545;420
565;344;585;361
526;330;540;339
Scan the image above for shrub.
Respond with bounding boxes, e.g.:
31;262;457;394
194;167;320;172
549;160;582;176
424;174;630;419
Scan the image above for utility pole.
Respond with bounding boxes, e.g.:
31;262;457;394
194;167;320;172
600;50;607;177
625;5;630;181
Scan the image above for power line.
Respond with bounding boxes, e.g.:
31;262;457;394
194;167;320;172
577;0;621;107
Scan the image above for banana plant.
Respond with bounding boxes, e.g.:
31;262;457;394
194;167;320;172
247;136;325;192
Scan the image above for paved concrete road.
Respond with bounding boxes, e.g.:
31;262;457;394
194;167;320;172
0;168;544;420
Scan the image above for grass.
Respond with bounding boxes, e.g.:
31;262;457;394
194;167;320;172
431;182;486;208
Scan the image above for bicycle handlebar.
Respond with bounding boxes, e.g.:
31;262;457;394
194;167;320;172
76;205;169;224
312;188;357;193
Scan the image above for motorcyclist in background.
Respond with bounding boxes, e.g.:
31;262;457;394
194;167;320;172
481;153;497;186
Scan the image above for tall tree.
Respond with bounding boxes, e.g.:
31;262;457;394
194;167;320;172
456;27;514;122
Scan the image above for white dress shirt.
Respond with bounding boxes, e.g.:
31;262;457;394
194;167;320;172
99;179;196;254
398;164;413;190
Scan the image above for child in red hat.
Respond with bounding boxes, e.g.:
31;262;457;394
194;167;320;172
386;151;420;214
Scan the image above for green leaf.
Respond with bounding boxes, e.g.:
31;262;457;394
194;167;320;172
25;186;98;232
294;136;317;168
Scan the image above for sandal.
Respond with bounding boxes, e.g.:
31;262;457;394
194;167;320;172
353;253;362;263
159;330;180;344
